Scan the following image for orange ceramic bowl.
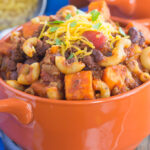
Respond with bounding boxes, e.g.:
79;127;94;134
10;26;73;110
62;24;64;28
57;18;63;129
1;4;150;150
1;63;150;150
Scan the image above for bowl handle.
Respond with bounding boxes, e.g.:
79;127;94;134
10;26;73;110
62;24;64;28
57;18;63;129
0;98;33;125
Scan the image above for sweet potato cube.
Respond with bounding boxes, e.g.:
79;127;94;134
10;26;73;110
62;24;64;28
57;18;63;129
103;65;127;90
65;71;95;100
22;22;41;38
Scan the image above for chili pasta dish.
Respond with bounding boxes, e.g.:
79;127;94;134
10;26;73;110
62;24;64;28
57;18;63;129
0;0;150;100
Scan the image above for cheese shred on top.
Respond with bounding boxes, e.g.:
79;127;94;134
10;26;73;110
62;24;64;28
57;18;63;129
39;11;123;58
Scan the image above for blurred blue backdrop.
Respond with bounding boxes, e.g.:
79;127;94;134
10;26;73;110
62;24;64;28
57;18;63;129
45;0;69;15
0;138;4;150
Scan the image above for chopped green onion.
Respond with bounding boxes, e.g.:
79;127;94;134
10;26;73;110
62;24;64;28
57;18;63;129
50;27;59;33
93;22;102;29
49;20;64;24
65;14;72;20
76;9;85;15
119;27;126;37
67;53;74;59
55;38;62;45
90;9;100;22
70;21;77;27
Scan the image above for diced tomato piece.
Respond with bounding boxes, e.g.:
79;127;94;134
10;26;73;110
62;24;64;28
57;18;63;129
83;31;106;49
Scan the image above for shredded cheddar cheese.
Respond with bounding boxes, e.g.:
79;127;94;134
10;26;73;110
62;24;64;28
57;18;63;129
39;10;127;59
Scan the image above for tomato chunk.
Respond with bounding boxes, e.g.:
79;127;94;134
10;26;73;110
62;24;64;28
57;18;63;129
83;31;106;49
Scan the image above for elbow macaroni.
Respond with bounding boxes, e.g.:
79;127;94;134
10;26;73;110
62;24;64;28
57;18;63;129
93;79;110;98
23;37;38;57
10;31;21;42
140;72;150;82
55;56;85;74
127;59;150;82
47;87;64;99
31;16;49;24
140;47;150;70
17;63;40;85
99;38;131;67
6;80;25;91
56;5;77;18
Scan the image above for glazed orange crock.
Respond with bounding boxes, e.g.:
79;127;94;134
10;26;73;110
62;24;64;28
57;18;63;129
1;66;150;150
1;0;150;150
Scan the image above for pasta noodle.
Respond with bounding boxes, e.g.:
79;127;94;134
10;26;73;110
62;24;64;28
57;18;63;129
0;0;38;30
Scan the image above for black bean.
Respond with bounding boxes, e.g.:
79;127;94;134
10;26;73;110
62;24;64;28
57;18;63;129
139;32;145;46
92;49;103;63
128;27;139;43
106;51;112;56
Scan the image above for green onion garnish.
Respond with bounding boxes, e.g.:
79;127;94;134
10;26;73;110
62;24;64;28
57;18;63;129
70;21;77;27
50;27;59;33
67;53;74;59
49;20;64;24
55;38;62;45
93;22;102;29
65;14;72;20
119;27;126;37
90;9;100;22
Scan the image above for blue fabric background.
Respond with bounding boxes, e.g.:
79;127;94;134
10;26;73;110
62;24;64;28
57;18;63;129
45;0;69;15
0;138;4;150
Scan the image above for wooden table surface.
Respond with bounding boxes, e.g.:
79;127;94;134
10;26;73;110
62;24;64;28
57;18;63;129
136;136;150;150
